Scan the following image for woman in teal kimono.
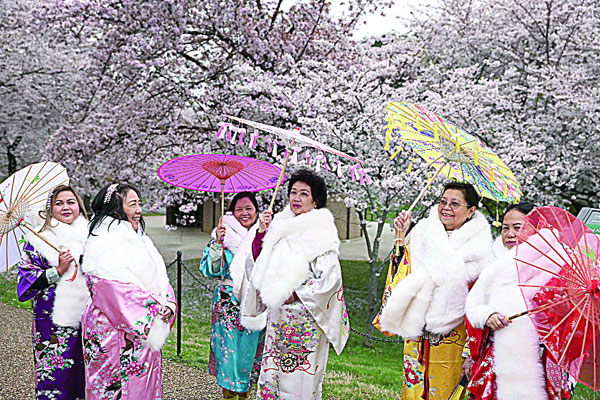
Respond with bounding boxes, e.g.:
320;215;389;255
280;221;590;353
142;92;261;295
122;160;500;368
200;192;265;400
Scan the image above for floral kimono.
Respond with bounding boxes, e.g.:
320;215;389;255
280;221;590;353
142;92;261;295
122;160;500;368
81;217;176;400
378;208;492;400
199;213;264;394
466;232;573;400
242;207;350;400
17;215;89;400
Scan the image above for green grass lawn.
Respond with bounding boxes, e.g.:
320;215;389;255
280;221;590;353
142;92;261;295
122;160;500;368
162;258;403;400
1;260;596;399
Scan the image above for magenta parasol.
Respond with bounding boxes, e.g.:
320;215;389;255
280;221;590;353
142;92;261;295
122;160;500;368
157;153;285;220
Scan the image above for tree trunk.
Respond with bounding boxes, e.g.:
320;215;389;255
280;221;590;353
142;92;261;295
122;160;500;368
361;215;387;348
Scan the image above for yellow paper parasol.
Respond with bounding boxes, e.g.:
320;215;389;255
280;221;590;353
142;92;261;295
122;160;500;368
386;101;522;253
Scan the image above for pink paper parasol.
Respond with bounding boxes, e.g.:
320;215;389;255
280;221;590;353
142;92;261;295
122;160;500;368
157;154;285;220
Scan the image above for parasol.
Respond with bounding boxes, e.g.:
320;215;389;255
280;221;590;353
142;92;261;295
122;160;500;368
157;153;285;221
511;205;600;390
0;161;69;271
385;101;522;253
224;116;363;210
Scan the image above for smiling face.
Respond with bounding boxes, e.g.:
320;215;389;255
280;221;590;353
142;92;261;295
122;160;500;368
437;188;476;231
289;181;316;216
52;190;81;225
122;189;143;231
233;197;258;229
501;208;526;249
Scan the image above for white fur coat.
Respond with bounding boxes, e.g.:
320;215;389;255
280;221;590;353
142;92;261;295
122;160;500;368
211;213;258;298
465;231;560;400
26;215;90;328
380;207;492;338
83;217;173;351
251;206;340;308
241;206;340;330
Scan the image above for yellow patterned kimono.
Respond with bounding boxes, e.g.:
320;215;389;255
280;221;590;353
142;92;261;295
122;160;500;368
373;242;466;400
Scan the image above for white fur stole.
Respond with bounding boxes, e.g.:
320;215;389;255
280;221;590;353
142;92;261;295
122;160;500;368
83;217;172;351
380;207;492;337
251;206;340;309
26;215;90;328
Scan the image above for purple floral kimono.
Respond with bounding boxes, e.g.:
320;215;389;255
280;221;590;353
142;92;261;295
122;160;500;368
82;275;176;400
17;242;86;400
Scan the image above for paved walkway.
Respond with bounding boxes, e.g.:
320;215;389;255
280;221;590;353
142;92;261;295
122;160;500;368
145;215;396;262
0;302;221;400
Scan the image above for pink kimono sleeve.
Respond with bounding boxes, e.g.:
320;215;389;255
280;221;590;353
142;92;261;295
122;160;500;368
165;284;177;329
87;275;165;340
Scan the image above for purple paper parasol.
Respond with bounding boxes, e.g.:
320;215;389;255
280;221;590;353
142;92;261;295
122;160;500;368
157;154;284;193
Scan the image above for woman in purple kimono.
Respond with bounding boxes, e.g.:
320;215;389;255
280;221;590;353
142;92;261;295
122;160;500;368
81;183;177;400
17;185;90;400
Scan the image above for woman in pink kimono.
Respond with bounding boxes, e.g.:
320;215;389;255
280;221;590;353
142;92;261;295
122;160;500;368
81;183;177;400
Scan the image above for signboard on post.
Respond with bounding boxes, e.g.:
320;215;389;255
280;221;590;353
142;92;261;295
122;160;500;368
577;207;600;235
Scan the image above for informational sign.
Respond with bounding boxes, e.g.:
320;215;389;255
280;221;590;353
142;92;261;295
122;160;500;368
577;207;600;235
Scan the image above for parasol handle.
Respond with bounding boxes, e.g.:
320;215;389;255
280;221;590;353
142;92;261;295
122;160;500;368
395;163;446;256
220;180;225;225
506;310;529;322
268;138;295;211
21;222;60;252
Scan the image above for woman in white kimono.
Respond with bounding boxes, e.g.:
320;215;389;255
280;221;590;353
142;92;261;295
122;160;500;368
242;169;350;400
465;202;573;399
81;183;177;400
378;181;492;400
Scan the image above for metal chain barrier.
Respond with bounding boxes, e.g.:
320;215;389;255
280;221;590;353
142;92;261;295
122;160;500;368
349;326;404;343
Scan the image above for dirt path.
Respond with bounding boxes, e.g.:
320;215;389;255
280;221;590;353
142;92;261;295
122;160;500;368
0;302;221;400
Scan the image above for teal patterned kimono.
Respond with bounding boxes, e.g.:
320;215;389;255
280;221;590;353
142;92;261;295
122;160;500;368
200;243;265;392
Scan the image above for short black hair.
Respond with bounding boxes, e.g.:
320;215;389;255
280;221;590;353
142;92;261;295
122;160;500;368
441;181;480;208
88;183;145;236
227;191;259;214
287;168;327;209
502;202;536;221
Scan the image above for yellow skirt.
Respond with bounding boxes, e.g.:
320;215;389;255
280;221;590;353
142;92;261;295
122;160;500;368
401;324;467;400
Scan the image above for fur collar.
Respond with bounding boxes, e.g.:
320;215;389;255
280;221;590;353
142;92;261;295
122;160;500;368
211;213;256;254
83;217;169;301
251;206;340;308
380;206;492;337
26;215;90;328
410;207;492;284
212;213;259;298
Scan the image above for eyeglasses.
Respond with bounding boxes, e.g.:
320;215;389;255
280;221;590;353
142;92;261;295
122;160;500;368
439;198;469;211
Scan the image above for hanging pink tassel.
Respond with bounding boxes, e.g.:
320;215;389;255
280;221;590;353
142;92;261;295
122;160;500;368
249;129;259;148
315;152;329;172
349;164;360;181
290;146;302;164
227;126;237;143
305;150;311;166
271;139;278;158
232;127;245;145
216;122;229;139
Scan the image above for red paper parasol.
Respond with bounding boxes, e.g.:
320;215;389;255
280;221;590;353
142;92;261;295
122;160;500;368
514;205;600;390
157;154;285;219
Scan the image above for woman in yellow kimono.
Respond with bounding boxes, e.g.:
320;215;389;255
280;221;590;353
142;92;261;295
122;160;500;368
375;182;492;400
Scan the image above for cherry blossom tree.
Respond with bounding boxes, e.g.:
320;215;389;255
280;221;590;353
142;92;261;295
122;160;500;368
402;0;600;210
0;0;88;176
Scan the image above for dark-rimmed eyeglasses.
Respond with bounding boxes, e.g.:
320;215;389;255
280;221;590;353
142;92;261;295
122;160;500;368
438;198;469;211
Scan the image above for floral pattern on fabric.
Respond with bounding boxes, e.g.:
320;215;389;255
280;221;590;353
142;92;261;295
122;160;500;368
17;244;85;400
201;246;265;393
401;325;467;400
82;275;170;400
